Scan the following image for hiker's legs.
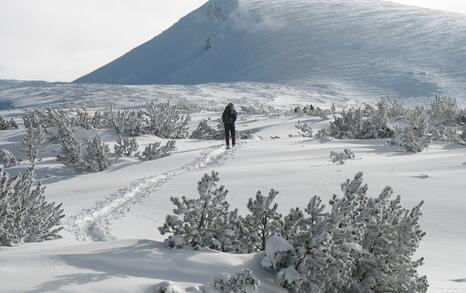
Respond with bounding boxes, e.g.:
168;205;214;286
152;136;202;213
225;125;230;146
231;125;236;146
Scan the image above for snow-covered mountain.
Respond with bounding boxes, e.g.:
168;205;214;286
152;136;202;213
75;0;466;99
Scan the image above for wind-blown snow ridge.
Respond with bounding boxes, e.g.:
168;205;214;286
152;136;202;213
75;0;466;100
66;144;240;241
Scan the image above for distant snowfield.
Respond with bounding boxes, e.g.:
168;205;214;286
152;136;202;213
0;81;465;292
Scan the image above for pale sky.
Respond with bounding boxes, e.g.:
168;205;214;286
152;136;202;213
0;0;465;82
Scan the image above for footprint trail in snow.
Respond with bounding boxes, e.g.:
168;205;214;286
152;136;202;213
66;144;239;241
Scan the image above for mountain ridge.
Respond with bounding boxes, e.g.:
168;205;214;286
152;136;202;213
75;0;466;99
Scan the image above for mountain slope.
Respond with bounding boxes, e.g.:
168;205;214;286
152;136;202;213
75;0;466;99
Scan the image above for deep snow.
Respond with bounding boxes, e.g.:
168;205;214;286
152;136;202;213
0;82;465;292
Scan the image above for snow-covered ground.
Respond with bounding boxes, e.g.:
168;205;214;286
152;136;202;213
0;82;465;292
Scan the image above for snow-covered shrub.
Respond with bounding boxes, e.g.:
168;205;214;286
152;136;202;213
244;190;282;251
103;106;145;136
190;119;223;140
153;281;183;293
431;125;461;143
329;106;394;139
22;125;46;163
145;101;190;139
240;105;280;117
71;108;94;129
158;171;232;250
56;123;85;171
0;149;19;168
330;149;355;164
84;135;112;172
314;128;329;139
0;116;18;130
294;105;331;120
295;121;313;138
430;95;459;126
138;140;176;161
376;96;405;121
391;107;432;153
0;167;64;246
213;269;261;293
461;126;466;144
114;135;139;157
264;172;428;293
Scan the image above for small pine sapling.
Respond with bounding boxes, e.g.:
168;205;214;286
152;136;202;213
22;125;47;163
84;135;112;172
138;140;176;161
330;148;355;164
114;135;139;157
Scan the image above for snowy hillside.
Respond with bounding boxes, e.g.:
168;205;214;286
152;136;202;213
75;0;466;99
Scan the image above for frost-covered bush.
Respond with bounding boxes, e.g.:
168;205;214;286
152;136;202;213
0;116;18;130
0;167;64;246
56;123;85;171
0;149;19;168
22;125;46;163
84;135;112;172
330;149;355;164
190;119;223;140
153;281;183;293
213;269;261;293
295;121;313;138
294;105;332;120
376;96;405;121
240;105;280;117
391;107;432;153
430;95;459;126
56;122;111;172
138;140;176;161
329;106;393;139
114;135;139;157
145;101;190;139
103;106;145;136
158;171;232;250
263;172;428;293
72;108;94;129
244;190;282;251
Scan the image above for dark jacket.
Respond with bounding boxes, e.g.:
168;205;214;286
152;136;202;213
222;106;237;126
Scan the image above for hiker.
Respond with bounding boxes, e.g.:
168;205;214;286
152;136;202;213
222;103;237;149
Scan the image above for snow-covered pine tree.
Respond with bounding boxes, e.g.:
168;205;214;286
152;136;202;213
190;119;222;140
244;189;282;251
295;121;313;138
430;95;459;126
330;148;355;164
281;207;305;245
0;149;19;168
84;135;112;172
22;124;47;163
213;269;261;293
114;135;139;157
0;167;64;246
391;107;432;152
72;107;94;129
138;140;176;161
348;186;428;293
0;115;18;130
145;101;191;139
56;122;84;170
158;171;231;250
262;172;428;293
